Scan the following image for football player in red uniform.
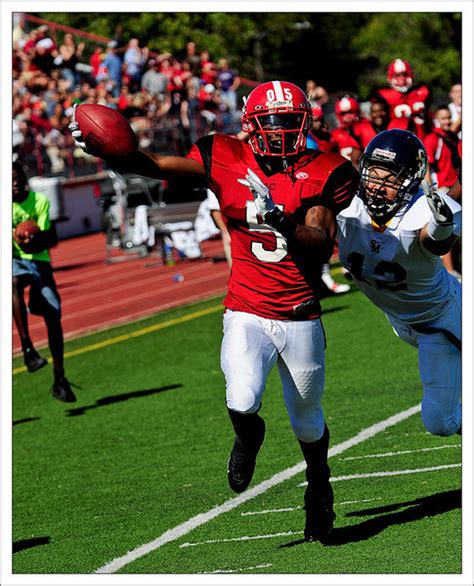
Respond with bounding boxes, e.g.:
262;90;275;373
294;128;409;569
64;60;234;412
330;95;363;164
351;97;395;151
69;80;359;542
373;59;432;140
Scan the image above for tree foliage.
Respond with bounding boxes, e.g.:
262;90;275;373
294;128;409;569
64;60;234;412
350;12;462;98
33;11;461;98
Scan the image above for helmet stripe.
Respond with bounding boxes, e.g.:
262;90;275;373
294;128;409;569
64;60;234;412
272;81;285;101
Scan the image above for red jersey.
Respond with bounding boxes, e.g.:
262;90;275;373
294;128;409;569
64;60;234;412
330;127;360;160
424;128;460;189
375;84;431;139
187;135;358;320
351;120;377;149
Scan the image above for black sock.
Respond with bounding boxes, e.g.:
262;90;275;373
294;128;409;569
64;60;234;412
21;340;33;352
54;368;65;381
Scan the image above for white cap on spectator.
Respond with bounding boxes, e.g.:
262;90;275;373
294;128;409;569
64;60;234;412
107;40;118;49
37;37;54;49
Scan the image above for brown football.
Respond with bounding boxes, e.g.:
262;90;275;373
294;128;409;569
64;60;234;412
75;103;137;157
15;219;41;238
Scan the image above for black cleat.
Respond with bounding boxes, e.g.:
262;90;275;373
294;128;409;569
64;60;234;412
303;483;336;542
227;413;265;493
23;347;48;373
52;376;77;403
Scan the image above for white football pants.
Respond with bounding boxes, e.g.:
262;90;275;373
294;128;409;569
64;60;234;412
388;275;461;436
221;309;326;443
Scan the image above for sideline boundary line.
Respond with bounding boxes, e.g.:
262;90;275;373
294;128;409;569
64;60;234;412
13;304;223;376
94;403;421;574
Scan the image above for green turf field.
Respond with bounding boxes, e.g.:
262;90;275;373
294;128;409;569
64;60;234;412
12;287;462;576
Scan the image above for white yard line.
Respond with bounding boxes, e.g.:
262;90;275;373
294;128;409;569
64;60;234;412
241;497;381;516
341;443;461;461
94;403;421;574
297;463;461;486
241;506;302;516
198;563;273;574
181;531;301;548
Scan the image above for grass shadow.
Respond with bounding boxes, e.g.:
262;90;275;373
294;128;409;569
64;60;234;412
13;536;50;553
13;417;41;426
279;489;461;549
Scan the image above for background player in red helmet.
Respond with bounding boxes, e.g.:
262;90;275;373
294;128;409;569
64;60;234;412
70;80;359;542
330;95;362;164
373;58;432;140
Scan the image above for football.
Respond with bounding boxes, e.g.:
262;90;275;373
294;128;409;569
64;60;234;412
15;219;41;239
75;103;137;158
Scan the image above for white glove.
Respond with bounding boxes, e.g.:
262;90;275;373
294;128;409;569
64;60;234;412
67;103;90;153
422;180;453;225
238;168;276;218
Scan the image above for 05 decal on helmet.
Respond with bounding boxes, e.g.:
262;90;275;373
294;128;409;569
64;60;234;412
242;81;312;157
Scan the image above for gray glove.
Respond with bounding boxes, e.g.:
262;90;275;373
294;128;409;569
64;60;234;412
238;168;276;218
422;180;453;226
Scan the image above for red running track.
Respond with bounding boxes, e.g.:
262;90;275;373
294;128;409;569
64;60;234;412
13;232;229;354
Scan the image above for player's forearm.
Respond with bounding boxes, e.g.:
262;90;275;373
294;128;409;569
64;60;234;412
107;150;207;186
264;208;333;258
293;223;334;259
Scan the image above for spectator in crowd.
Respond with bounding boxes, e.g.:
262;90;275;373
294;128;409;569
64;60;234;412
102;41;123;97
141;58;169;99
124;38;148;92
13;13;29;49
90;46;104;80
183;41;201;90
447;83;462;137
29;25;58;75
216;58;240;113
112;24;127;59
200;50;217;86
305;79;329;107
56;33;85;89
12;160;76;402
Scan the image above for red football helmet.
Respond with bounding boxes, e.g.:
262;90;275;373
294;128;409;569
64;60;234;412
241;80;312;156
387;59;414;93
335;95;360;128
311;105;324;120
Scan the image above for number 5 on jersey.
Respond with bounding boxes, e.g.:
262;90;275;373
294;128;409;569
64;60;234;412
246;200;288;263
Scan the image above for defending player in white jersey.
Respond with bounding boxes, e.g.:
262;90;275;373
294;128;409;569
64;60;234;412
337;129;461;436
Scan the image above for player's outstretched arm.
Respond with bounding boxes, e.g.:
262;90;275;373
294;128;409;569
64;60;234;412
68;107;206;186
108;149;207;186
